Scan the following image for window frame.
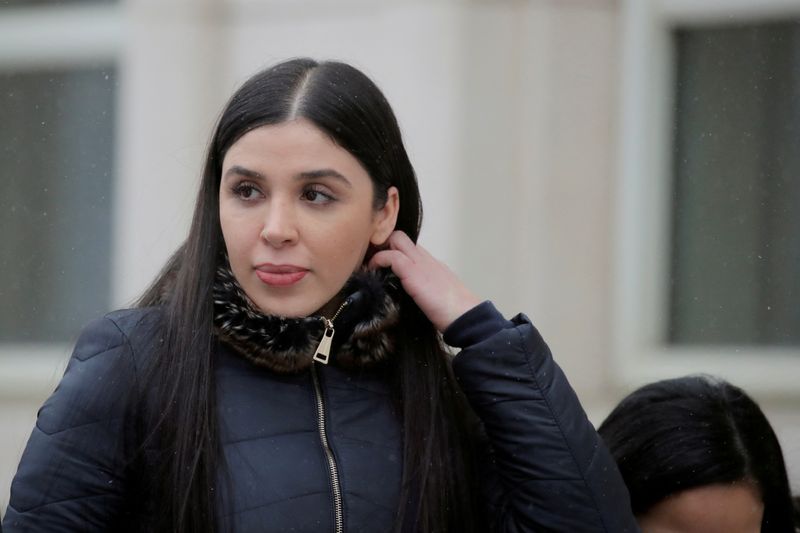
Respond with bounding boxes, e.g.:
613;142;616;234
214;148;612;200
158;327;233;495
0;3;122;398
613;0;800;396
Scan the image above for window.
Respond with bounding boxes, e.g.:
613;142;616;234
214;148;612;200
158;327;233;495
1;0;116;6
669;20;800;346
0;66;116;342
615;0;800;394
0;1;121;394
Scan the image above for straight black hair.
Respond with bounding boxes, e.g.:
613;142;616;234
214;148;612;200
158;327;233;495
598;375;796;531
136;58;483;532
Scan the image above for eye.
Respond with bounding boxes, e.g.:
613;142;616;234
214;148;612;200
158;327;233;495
231;181;263;201
302;186;335;205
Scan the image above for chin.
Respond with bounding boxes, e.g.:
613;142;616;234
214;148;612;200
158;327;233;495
257;304;314;318
251;296;326;319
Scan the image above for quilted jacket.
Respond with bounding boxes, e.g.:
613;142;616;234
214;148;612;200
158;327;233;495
3;303;638;532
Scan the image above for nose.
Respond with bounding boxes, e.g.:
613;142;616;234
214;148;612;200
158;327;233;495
260;199;299;248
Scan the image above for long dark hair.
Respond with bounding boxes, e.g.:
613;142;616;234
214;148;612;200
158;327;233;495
135;58;482;532
598;375;796;531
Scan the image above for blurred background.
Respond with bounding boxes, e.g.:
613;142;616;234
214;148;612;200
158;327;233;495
1;0;799;512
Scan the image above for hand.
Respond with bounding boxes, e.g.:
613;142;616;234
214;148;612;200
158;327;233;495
368;231;482;332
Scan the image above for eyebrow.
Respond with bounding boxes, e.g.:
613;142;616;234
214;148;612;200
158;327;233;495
298;169;352;188
224;165;352;188
224;165;264;181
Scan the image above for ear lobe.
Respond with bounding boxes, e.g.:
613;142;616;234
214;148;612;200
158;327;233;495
370;186;399;245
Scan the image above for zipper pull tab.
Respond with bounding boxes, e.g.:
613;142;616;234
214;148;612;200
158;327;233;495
312;298;351;365
313;318;335;364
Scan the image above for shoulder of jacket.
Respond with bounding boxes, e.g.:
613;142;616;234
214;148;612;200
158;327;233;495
103;307;164;340
30;309;164;436
71;307;164;360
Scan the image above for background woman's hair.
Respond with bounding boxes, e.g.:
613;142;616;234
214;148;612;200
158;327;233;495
598;375;796;531
136;58;483;532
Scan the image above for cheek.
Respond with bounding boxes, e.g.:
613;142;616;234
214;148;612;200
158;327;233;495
316;234;367;264
219;216;237;253
220;212;258;263
309;220;373;269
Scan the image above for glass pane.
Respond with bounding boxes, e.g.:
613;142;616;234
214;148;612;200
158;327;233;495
0;65;116;342
668;20;800;346
1;0;116;6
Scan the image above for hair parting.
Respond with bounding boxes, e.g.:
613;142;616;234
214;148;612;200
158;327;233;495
287;69;315;120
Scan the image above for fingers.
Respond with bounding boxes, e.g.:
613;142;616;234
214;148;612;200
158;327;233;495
385;231;420;259
370;230;481;331
369;231;433;271
369;231;419;272
368;248;414;277
383;230;441;264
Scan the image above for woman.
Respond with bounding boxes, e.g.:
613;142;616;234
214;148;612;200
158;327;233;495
3;59;636;532
598;375;798;532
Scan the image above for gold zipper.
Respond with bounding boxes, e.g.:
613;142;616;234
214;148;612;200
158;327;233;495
312;298;349;365
311;365;344;533
310;298;349;530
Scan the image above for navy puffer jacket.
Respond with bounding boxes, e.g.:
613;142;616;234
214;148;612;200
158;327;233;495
3;303;638;532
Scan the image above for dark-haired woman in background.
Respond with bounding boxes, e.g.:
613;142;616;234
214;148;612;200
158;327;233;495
599;375;798;533
3;58;637;532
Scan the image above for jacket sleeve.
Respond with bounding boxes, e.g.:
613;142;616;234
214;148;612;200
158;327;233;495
3;316;141;532
450;311;639;533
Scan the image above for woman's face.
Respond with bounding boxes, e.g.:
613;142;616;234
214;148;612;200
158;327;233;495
637;482;763;533
219;119;398;317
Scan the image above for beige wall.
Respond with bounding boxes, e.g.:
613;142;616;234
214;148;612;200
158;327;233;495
2;0;798;514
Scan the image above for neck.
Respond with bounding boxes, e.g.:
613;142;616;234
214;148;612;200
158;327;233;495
213;261;402;373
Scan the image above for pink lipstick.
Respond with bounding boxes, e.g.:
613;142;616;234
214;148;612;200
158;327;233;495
254;264;308;287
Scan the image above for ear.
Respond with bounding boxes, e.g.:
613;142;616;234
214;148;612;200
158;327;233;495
369;186;399;245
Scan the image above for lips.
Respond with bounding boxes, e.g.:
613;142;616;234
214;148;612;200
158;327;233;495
254;264;309;287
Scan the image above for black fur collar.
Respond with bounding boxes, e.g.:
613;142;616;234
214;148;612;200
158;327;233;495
213;263;402;373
